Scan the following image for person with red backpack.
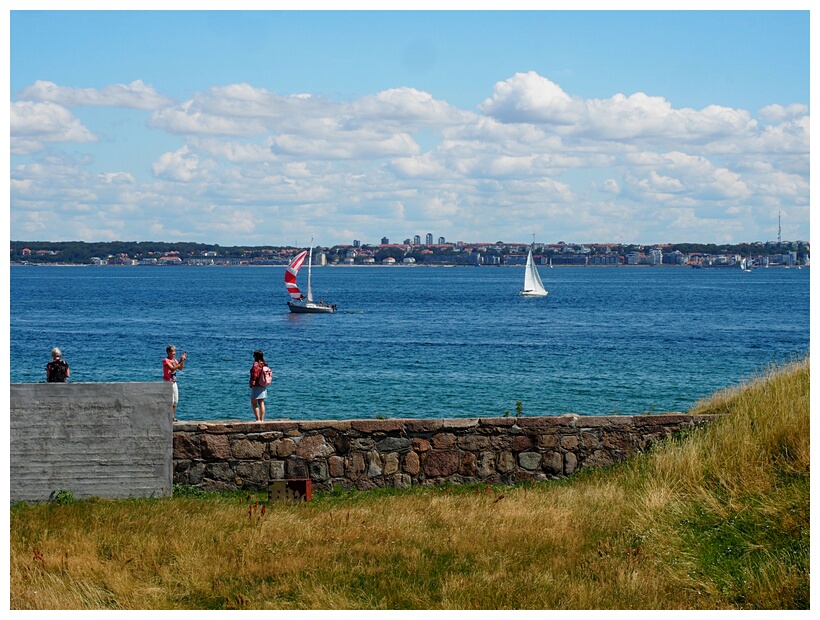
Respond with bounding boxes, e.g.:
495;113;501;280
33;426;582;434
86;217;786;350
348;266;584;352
249;349;272;421
46;347;70;382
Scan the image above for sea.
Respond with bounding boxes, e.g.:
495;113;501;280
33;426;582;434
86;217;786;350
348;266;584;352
9;264;810;422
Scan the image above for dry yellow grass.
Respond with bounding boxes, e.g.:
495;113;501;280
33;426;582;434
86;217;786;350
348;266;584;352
10;358;809;609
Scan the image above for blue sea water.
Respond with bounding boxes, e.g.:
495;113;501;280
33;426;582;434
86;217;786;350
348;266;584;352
10;265;809;422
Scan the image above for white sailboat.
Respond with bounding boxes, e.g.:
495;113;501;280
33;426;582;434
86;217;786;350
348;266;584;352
740;257;752;272
519;239;548;297
285;240;336;313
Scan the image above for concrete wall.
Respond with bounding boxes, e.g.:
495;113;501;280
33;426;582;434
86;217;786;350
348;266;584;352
10;383;173;502
173;413;717;492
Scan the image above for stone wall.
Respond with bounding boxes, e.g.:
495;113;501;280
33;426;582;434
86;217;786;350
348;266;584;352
11;382;173;502
173;413;716;492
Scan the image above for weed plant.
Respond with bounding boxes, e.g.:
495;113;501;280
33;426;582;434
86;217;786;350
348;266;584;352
10;358;809;609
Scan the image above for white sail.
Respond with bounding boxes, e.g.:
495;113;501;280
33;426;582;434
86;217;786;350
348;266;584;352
521;248;548;296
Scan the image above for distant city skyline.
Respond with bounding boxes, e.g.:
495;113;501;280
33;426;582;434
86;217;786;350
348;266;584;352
9;8;810;246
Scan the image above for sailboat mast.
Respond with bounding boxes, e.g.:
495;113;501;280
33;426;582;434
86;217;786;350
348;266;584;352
307;237;314;302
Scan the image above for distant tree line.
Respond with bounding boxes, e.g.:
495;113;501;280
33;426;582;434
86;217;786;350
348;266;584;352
9;241;287;264
10;239;809;265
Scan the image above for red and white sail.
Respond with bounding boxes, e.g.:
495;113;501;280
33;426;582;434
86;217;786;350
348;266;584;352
285;250;308;299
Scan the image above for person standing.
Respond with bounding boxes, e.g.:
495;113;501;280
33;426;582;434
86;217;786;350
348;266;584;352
249;350;270;421
46;347;70;382
163;345;187;422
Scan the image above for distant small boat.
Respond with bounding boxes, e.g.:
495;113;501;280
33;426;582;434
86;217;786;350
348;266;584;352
285;240;336;314
740;257;752;273
519;242;548;297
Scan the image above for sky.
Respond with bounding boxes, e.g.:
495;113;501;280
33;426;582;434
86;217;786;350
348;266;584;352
6;5;812;247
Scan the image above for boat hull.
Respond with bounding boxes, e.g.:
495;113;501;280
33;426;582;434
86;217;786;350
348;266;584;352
519;290;548;297
288;300;336;314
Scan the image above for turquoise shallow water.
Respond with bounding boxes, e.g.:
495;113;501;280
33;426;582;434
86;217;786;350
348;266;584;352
10;265;809;422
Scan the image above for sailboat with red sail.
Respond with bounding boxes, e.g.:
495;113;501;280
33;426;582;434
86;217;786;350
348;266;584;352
285;241;336;314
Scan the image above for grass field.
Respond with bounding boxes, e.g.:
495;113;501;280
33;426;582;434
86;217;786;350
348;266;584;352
10;358;809;609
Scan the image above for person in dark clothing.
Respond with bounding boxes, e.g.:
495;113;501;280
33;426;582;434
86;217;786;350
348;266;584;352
46;347;70;382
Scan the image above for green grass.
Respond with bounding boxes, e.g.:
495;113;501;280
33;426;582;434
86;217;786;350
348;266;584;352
10;358;809;609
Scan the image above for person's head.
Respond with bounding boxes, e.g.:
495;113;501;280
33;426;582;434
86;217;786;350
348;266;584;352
166;345;176;357
253;350;265;363
51;347;62;359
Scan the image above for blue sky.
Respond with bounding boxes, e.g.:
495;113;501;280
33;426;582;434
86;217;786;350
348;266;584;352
8;6;811;246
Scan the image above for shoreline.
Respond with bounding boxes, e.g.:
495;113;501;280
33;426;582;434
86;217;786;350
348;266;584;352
10;262;807;269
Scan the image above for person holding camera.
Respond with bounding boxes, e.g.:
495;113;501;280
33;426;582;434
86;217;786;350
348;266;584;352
163;345;187;422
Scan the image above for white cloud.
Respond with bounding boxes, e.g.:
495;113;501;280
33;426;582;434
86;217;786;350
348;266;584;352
9;72;810;244
18;80;174;109
759;103;808;123
10;101;97;153
272;131;419;160
480;72;759;145
149;100;267;136
480;71;577;124
98;172;136;185
637;171;685;194
151;146;204;182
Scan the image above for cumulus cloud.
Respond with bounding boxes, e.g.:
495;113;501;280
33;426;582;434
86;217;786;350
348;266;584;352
149;100;267;136
273;131;419;160
759;103;808;123
350;87;470;127
9;72;810;244
98;172;136;185
18;79;174;109
10;101;97;153
480;71;759;144
152;146;204;182
480;71;577;124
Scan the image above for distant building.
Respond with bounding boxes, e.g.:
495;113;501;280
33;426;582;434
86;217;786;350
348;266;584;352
552;254;587;266
662;250;686;265
413;235;421;245
353;240;361;248
426;233;433;245
381;237;389;245
589;254;621;265
438;236;446;245
504;254;528;265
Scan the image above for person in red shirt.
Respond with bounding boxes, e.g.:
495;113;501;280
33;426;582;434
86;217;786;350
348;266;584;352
163;345;186;422
249;350;268;421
